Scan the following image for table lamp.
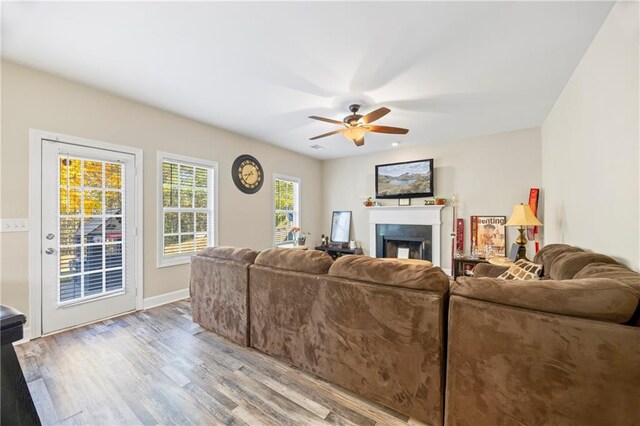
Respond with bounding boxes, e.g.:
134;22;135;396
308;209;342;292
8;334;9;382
505;203;543;261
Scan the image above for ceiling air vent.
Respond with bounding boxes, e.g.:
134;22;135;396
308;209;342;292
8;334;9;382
310;144;326;150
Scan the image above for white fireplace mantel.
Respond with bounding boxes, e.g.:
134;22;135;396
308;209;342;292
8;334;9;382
368;205;445;267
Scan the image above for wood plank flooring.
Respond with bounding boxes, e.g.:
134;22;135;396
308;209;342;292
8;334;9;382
16;300;425;425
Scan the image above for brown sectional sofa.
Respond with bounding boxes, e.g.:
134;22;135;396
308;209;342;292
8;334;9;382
445;244;640;425
190;243;640;425
189;246;258;346
249;250;450;425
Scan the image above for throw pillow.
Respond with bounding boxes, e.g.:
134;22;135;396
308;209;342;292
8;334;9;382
498;259;543;280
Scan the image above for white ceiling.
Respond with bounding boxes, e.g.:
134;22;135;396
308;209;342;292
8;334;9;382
2;1;613;159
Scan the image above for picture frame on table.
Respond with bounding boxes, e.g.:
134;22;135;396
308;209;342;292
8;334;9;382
398;198;411;206
470;215;507;257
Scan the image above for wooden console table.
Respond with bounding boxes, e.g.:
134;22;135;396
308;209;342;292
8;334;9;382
315;246;363;260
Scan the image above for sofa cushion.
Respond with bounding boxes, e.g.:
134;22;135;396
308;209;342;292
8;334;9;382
329;255;449;293
255;248;333;274
575;262;640;326
196;246;258;264
497;259;542;280
533;244;584;279
453;277;639;324
550;251;619;280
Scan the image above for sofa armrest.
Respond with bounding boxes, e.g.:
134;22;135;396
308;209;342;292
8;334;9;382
452;277;639;323
471;263;509;278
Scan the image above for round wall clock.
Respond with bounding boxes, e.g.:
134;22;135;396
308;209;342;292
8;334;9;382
232;154;264;194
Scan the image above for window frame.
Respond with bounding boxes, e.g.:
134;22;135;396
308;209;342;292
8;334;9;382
272;173;301;247
157;152;218;268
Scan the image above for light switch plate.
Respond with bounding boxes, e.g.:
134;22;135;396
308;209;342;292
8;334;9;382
0;218;30;232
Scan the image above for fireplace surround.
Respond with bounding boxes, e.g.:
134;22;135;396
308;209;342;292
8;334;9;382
368;205;444;267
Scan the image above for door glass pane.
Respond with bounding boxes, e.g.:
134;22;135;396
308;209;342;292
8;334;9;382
105;191;121;213
85;272;103;296
105;217;122;243
60;217;81;245
105;244;122;269
105;163;122;189
84;245;103;272
60;188;82;215
84;190;103;215
58;154;126;304
84;161;103;188
106;269;123;292
59;247;76;276
60;276;81;302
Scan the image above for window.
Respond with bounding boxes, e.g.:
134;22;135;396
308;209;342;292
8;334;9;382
273;175;300;246
158;152;217;267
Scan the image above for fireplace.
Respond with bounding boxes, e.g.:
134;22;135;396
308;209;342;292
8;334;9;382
376;224;432;261
368;205;444;267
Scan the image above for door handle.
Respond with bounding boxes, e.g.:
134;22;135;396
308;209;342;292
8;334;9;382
46;233;55;240
45;248;56;255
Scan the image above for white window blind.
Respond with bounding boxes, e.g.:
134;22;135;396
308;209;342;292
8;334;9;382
273;175;300;245
158;153;216;267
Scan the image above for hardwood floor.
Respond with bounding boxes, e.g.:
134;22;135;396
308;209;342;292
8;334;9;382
16;300;424;425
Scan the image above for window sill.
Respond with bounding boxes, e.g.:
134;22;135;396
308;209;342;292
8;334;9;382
157;255;193;268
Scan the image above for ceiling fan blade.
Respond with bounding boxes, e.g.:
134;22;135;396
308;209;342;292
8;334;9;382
353;137;365;147
309;128;348;140
361;107;390;124
309;115;344;125
367;125;409;135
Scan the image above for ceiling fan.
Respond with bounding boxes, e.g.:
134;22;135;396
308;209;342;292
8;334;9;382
309;104;409;147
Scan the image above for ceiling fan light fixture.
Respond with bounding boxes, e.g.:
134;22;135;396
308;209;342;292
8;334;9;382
343;126;367;142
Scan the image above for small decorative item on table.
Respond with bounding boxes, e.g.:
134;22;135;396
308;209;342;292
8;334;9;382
435;196;447;205
398;198;411;206
424;198;435;205
363;197;374;207
290;226;301;246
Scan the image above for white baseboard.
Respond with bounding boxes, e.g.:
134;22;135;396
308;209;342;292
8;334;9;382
143;288;189;310
13;327;31;346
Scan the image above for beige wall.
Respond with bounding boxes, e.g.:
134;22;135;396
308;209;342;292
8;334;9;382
541;1;639;270
0;61;323;318
322;128;542;272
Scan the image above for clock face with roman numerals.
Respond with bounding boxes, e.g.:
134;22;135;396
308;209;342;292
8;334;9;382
231;155;264;194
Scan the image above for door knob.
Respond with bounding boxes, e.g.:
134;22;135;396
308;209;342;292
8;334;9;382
46;233;55;240
45;248;56;255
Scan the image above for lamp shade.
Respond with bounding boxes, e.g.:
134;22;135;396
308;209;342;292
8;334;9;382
505;203;543;227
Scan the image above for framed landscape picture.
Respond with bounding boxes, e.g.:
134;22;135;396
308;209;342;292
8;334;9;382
471;215;506;257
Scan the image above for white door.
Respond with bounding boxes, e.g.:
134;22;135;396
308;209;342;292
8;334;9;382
41;140;137;334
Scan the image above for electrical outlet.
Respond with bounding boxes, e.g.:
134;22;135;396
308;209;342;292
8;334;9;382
0;219;29;233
